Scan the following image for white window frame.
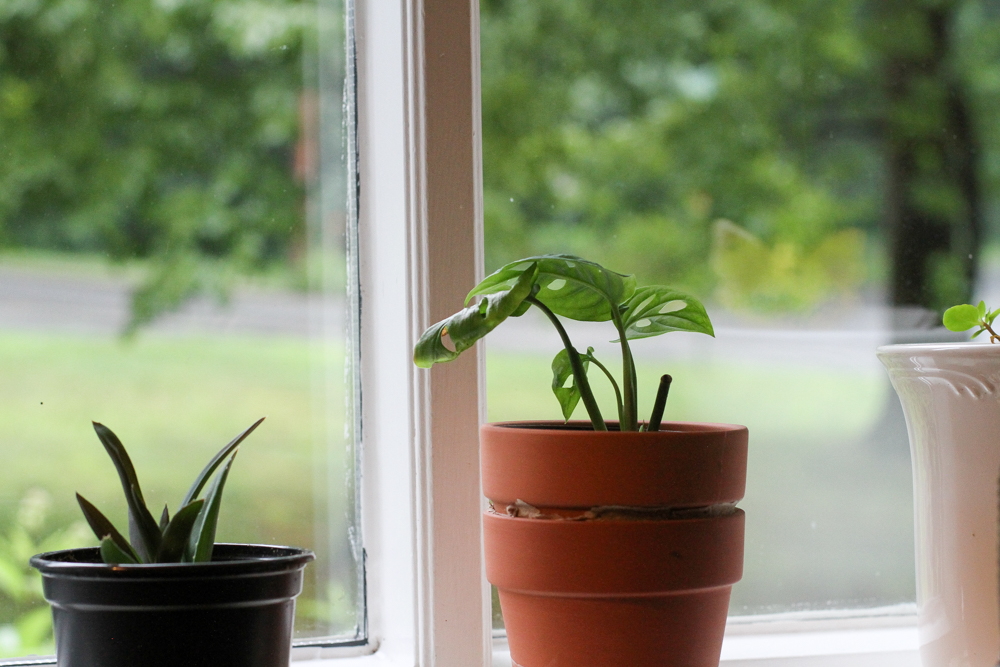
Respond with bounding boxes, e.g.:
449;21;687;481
0;2;925;667
300;1;923;666
292;0;490;664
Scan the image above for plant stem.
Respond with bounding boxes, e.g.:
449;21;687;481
647;375;672;432
611;308;638;431
527;296;607;431
587;352;624;424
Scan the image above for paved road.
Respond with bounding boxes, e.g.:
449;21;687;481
0;261;983;373
0;265;343;338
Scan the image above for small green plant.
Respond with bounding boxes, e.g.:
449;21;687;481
943;301;1000;342
76;418;264;564
413;255;714;431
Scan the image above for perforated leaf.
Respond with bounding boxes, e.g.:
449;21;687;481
414;264;538;368
467;255;635;322
620;287;714;341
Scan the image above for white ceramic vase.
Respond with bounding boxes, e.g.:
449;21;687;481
878;343;1000;667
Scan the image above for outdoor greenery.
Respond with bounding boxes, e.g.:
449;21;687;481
2;1;999;321
0;330;356;638
0;0;312;330
480;0;1000;314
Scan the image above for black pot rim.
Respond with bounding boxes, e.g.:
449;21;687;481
30;543;314;579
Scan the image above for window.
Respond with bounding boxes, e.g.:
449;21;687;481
0;0;364;661
1;0;969;665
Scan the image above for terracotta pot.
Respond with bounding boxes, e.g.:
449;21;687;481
879;343;1000;667
482;421;748;667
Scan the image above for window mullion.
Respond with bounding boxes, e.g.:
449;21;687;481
355;0;489;666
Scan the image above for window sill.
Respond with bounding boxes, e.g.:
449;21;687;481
488;606;920;667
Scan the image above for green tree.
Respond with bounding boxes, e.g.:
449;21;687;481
0;0;311;329
480;0;1000;314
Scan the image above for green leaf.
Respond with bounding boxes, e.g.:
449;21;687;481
978;301;986;317
620;286;714;341
972;328;984;339
100;536;139;565
91;422;161;563
181;417;265;506
943;304;981;332
550;348;592;421
988;308;1000;326
159;505;170;532
188;453;237;563
0;555;26;601
156;499;205;563
467;255;636;322
414;264;538;368
76;493;141;563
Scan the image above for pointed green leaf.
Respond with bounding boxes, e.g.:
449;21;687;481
159;505;170;532
972;327;984;339
988;308;1000;325
551;348;592;422
620;287;714;341
76;493;141;563
978;301;986;317
92;422;161;562
414;264;538;368
100;536;139;565
467;255;636;322
943;304;981;332
181;417;265;506
156;499;205;563
188;453;237;563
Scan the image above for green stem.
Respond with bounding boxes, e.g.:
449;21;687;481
611;308;637;431
527;296;607;431
587;352;624;424
984;321;1000;344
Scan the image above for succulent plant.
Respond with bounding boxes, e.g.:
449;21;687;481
75;418;264;564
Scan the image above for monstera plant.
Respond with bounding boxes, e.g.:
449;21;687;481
414;254;714;431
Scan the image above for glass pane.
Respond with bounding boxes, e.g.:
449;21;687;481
0;0;360;657
480;0;997;619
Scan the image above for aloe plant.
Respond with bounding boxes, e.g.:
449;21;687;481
75;418;264;564
413;255;714;431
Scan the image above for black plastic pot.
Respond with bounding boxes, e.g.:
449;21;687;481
30;544;314;667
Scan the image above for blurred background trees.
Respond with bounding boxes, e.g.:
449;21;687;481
0;0;310;330
2;0;1000;319
481;0;1000;315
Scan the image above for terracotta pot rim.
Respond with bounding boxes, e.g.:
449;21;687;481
486;508;738;524
484;420;747;434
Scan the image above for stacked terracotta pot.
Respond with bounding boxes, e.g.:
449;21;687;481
482;421;748;667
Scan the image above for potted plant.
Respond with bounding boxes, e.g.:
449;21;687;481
29;417;314;667
414;255;748;667
878;302;1000;667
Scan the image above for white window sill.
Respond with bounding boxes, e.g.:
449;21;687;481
487;606;921;667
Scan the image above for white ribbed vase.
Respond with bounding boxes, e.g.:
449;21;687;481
878;343;1000;667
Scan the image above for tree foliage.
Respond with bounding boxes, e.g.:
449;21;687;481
480;0;1000;314
0;0;310;328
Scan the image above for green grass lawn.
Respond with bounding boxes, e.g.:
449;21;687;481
0;332;357;645
486;349;916;614
0;328;916;651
